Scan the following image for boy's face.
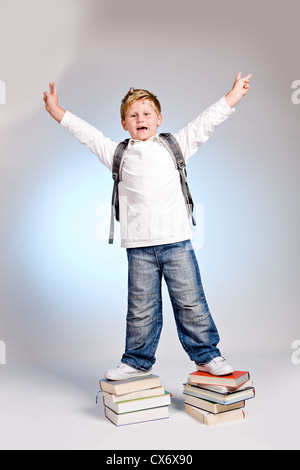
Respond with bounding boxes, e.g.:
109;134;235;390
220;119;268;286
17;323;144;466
121;99;163;141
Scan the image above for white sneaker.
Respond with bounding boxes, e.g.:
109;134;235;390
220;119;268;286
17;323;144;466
104;362;153;381
196;357;234;376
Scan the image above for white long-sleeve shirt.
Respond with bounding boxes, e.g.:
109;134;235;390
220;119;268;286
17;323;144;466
60;96;235;248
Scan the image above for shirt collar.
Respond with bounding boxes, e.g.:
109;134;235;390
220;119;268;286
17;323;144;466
128;134;160;146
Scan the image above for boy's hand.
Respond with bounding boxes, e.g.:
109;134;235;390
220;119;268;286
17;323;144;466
43;82;66;123
225;72;252;108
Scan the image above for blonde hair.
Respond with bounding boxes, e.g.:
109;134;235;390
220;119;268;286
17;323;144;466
120;87;161;121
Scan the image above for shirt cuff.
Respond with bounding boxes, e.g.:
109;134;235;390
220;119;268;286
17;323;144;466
60;110;71;128
220;95;236;115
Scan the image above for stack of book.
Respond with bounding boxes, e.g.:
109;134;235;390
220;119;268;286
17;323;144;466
183;370;255;426
99;375;172;426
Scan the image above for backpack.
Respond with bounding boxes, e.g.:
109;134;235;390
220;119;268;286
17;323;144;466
109;133;196;244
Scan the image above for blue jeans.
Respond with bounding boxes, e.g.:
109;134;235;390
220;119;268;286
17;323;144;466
121;240;221;371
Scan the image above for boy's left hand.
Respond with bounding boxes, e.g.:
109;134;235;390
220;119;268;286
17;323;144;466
225;72;252;108
233;72;252;95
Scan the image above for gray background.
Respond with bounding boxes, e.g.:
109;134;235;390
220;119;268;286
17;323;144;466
0;0;299;368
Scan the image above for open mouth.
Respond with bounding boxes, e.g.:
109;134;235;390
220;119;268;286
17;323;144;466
137;126;148;132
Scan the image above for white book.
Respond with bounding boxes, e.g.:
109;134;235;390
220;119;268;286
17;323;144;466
102;386;165;403
105;405;169;426
104;391;171;414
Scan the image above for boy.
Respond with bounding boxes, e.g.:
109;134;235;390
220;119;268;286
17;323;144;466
43;72;252;379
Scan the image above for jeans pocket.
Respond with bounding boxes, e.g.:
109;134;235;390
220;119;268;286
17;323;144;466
170;240;192;255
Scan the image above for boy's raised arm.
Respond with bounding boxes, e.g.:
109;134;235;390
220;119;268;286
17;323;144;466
43;82;118;171
43;82;66;123
225;72;252;108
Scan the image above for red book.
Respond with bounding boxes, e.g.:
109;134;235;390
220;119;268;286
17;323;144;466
188;371;250;388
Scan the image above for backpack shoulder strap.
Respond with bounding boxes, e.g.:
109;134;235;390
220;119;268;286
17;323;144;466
112;139;130;183
159;133;196;226
109;139;130;244
159;132;186;170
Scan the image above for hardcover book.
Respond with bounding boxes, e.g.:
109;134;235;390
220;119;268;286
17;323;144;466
185;403;245;426
188;370;250;388
100;375;161;395
105;404;169;426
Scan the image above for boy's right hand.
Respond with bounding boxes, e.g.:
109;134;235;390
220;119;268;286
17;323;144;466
43;82;66;123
